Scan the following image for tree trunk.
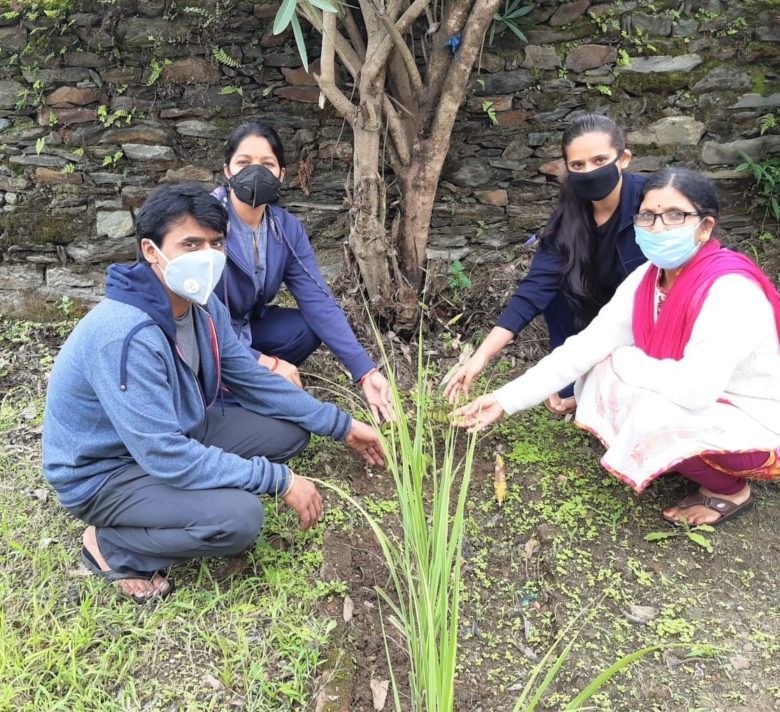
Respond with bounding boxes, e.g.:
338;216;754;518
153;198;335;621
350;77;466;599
399;155;441;288
347;93;396;316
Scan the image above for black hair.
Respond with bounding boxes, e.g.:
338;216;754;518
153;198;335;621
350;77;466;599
135;182;228;257
641;167;720;220
224;121;286;168
540;114;627;329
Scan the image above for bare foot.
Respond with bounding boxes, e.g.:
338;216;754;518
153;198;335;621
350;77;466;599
544;393;577;416
82;526;171;601
663;484;752;526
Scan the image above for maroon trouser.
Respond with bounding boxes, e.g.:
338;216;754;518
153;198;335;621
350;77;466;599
675;451;771;495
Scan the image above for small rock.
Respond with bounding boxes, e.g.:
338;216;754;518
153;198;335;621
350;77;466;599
565;44;617;73
162;165;214;183
521;45;562;70
624;605;658;624
97;210;134;239
275;86;321;103
627;116;706;147
174;120;224;139
45;86;100;107
121;143;176;161
692;66;752;94
470;71;535;95
550;0;590;27
474;189;508;206
342;594;354;623
370;679;389;711
617;54;702;74
281;61;321;86
5;192;18;205
0;79;25;110
730;654;750;671
162;57;222;84
539;159;567;182
31;488;50;502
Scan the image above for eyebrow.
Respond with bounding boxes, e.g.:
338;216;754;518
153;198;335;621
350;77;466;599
176;234;224;243
233;153;277;161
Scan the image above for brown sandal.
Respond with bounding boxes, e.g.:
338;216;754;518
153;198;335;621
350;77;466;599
662;491;755;528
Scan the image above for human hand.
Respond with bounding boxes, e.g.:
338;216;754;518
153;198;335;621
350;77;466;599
443;352;489;404
281;474;323;530
360;369;395;423
345;419;385;467
259;355;303;388
451;393;505;433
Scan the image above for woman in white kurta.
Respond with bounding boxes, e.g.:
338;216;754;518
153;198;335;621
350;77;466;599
455;168;780;526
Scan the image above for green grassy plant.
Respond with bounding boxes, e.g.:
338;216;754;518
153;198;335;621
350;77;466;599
315;330;479;711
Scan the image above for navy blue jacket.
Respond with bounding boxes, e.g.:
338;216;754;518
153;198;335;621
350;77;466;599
497;172;647;338
212;187;375;382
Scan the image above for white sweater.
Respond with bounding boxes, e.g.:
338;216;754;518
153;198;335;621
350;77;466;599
494;262;780;436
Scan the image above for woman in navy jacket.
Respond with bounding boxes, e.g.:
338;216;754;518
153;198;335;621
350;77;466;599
445;114;647;413
213;122;393;422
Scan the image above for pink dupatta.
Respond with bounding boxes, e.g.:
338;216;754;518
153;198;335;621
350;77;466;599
632;239;780;359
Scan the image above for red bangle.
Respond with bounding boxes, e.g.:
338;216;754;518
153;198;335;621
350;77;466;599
270;356;280;372
360;368;377;385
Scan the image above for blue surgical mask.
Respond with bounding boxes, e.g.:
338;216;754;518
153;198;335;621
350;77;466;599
634;220;703;270
148;242;226;305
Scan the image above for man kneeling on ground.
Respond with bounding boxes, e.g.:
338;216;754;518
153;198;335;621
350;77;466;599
42;182;384;603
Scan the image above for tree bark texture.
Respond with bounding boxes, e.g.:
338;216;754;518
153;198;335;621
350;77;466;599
308;0;502;325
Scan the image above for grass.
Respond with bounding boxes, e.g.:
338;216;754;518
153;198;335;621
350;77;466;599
2;317;780;711
0;420;344;711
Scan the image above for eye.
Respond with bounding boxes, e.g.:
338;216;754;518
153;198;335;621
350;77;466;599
667;210;685;220
213;238;225;249
569;161;583;170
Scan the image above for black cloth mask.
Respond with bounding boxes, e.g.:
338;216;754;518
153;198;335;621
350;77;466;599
228;164;281;208
566;156;621;202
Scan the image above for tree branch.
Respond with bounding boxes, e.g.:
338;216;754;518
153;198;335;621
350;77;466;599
382;94;412;166
429;0;501;151
341;6;366;61
299;6;363;79
364;0;429;83
420;0;474;125
372;0;423;94
315;11;359;122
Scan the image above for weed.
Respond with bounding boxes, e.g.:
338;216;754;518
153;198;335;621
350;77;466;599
147;58;172;86
482;100;499;126
735;151;780;238
102;150;124;168
645;521;717;552
448;260;472;295
489;0;533;45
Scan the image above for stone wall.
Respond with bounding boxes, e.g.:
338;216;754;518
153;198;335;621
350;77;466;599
1;0;779;315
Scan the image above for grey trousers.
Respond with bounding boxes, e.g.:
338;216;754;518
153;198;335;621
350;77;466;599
67;407;310;573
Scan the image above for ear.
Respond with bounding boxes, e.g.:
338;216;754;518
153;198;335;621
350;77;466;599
618;148;632;170
279;167;285;184
698;216;716;244
141;239;161;265
223;164;231;181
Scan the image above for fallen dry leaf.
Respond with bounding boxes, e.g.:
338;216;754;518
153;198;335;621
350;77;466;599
524;538;540;558
370;678;389;710
494;453;507;506
342;594;354;623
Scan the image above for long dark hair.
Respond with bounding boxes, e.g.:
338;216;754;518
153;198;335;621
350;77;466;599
541;114;626;328
641;167;720;221
224;121;286;168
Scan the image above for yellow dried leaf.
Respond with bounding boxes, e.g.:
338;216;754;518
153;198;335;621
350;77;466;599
494;453;507;506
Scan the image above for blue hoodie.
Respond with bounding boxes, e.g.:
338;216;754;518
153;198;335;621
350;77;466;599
42;261;352;508
212;186;376;381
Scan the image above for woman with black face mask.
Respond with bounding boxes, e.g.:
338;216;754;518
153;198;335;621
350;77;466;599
213;122;394;423
445;114;647;414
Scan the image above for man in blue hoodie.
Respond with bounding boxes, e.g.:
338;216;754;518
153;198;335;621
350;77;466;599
42;183;384;603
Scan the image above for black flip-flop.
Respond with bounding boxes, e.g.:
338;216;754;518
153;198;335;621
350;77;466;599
81;547;174;604
662;491;755;528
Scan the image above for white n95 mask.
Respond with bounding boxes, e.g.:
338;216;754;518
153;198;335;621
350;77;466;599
148;241;226;305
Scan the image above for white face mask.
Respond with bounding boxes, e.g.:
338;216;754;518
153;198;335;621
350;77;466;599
147;241;226;305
